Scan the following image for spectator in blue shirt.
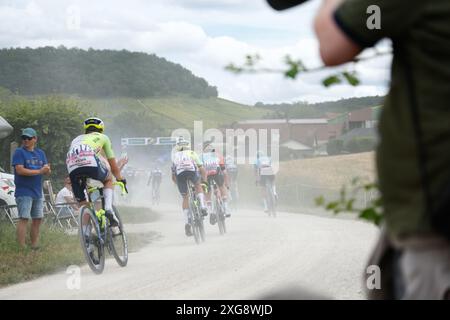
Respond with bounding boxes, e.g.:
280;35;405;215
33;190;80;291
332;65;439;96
12;128;51;249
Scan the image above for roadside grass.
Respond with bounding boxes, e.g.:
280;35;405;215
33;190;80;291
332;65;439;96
0;206;159;287
117;206;159;224
0;223;84;287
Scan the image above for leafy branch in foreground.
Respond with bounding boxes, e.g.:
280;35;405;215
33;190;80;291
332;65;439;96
226;50;391;87
315;177;383;226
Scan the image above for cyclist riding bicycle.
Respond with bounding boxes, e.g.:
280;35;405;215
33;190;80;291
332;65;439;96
148;166;163;200
171;138;208;237
202;143;230;224
225;154;239;205
254;150;277;213
225;154;238;184
66;117;126;232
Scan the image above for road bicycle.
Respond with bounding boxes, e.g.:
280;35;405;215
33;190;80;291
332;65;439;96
187;179;206;244
78;178;128;274
209;179;227;235
152;181;161;206
265;178;277;217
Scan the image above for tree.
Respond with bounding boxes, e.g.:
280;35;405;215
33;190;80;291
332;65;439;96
0;95;89;189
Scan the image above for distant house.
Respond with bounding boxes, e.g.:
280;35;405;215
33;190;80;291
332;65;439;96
348;106;381;130
233;118;329;158
229;106;382;158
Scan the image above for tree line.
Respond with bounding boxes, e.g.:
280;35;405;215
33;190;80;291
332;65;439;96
255;95;385;119
0;46;218;99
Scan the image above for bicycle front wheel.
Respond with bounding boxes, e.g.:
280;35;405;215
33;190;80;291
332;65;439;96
79;206;105;274
108;205;128;267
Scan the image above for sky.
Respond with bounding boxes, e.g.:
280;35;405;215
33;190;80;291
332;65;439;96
0;0;391;105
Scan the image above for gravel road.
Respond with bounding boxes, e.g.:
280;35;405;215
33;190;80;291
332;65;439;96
0;204;380;299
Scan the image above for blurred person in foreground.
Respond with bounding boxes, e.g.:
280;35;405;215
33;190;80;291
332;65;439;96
268;0;450;299
12;128;51;249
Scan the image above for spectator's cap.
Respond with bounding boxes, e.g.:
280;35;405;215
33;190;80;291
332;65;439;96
266;0;308;11
21;128;37;138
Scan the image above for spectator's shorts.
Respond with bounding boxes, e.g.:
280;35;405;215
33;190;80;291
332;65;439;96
69;156;109;202
16;196;44;219
176;171;200;195
207;172;225;188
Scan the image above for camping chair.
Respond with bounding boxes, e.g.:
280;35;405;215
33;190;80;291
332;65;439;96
54;202;79;230
0;204;19;227
43;180;78;231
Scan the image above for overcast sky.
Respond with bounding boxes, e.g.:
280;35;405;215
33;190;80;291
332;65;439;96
0;0;391;105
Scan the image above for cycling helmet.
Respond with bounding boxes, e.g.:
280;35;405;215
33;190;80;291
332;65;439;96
175;137;191;151
203;143;215;153
84;117;104;133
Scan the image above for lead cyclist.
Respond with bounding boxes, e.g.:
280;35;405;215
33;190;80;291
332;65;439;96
66;117;127;233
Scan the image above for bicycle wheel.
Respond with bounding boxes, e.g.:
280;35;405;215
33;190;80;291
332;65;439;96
108;205;128;267
79;206;105;274
188;199;201;244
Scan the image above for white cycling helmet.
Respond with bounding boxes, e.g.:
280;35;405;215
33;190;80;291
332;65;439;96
175;137;191;151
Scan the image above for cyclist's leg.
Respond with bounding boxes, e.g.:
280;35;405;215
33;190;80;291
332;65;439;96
204;175;214;214
271;175;277;199
192;171;207;214
260;175;269;211
70;167;96;234
96;155;113;210
216;172;229;216
175;171;192;236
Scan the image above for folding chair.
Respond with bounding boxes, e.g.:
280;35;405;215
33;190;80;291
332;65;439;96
54;202;79;230
0;204;20;227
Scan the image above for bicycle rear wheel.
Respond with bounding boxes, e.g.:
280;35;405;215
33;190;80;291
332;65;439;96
79;206;105;274
108;205;128;267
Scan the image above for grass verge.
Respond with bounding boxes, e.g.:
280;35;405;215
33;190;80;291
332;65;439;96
0;206;159;288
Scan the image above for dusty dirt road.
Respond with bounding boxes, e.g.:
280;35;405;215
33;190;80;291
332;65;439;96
0;204;379;299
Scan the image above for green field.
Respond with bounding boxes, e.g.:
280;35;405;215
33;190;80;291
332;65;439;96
79;96;269;130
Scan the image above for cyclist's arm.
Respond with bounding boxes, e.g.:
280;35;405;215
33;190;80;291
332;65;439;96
190;151;207;182
108;158;124;181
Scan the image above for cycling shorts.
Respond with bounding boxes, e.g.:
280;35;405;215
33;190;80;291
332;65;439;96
207;172;225;188
176;170;200;195
69;155;109;202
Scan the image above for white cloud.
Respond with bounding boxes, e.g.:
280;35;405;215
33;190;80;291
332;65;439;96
0;0;391;105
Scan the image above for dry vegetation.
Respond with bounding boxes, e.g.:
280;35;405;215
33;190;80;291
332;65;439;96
277;152;376;189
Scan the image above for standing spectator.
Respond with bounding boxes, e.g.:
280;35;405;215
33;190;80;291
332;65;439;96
12;128;51;249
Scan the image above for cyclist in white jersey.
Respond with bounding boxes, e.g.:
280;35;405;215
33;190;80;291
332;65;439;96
66;117;126;229
171;138;208;237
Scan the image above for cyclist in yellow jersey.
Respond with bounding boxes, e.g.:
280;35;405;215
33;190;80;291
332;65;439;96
171;138;208;237
66;117;126;229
